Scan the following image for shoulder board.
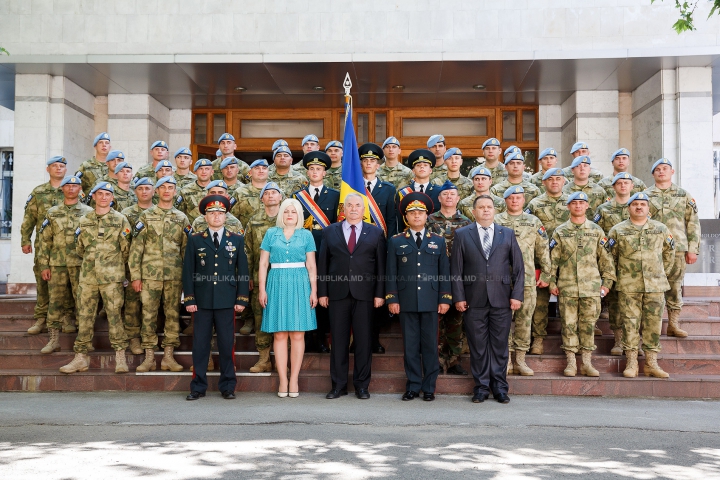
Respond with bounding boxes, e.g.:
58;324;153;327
192;231;204;236
392;232;404;238
429;232;442;238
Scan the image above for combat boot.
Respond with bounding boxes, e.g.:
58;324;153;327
599;304;609;319
579;351;599;377
249;347;272;373
644;351;669;378
182;318;193;336
115;350;129;374
59;353;89;374
40;328;61;354
610;330;623;356
623;350;639;377
529;337;543;355
239;317;253;335
514;351;534;376
27;317;47;335
666;310;688;338
62;315;76;333
594;324;603;336
563;351;577;377
128;338;143;355
507;351;514;375
136;348;156;372
161;346;184;372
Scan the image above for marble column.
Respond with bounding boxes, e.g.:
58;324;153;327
107;94;170;169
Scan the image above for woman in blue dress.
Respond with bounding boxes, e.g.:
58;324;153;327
258;198;318;398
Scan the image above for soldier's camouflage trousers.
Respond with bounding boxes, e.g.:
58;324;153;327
46;266;80;330
510;286;537;352
251;289;273;351
124;285;142;340
619;291;664;353
439;306;463;367
140;280;182;349
532;286;550;338
665;251;686;311
73;282;128;353
33;254;50;320
558;296;599;353
607;288;622;331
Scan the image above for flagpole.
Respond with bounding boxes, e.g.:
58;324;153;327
343;72;352;120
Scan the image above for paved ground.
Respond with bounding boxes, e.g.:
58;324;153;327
1;392;719;479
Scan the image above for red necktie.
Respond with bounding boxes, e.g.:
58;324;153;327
348;224;356;254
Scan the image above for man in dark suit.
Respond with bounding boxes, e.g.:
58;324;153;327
318;193;386;400
451;194;524;404
182;195;250;401
395;149;441;219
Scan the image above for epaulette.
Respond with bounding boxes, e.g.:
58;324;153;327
392;232;404;238
429;232;442;238
192;231;204;236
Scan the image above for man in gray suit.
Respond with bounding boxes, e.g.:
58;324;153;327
451;195;524;404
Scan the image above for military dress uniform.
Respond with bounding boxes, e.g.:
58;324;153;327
366;178;399;237
192;212;244;235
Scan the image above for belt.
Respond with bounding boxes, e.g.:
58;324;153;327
271;262;305;269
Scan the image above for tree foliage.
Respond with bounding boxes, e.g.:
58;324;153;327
652;0;720;33
0;47;8;56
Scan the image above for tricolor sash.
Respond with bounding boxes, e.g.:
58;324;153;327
398;186;413;200
365;187;387;236
296;189;331;229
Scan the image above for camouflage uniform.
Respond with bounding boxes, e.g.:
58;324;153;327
495;212;552;353
175;181;209;224
76;157;108;194
133;163;159;182
645;184;701;311
226;181;242;198
269;169;308;197
429;162;448;182
485;163;508;185
458;192;505;220
324;166;343;191
105;179;137;212
21;182;64;322
562;166;604;184
290;162;308;176
431;174;474;200
213;158;250;182
128;205;190;350
608;219;675;352
563;181;607;221
490;180;541;206
73;210;132;353
120;204;151;340
529;170;546;192
549;219;616;352
37;202;93;330
427;210;471;369
174;172;197;190
597;175;646;199
378;162;413;188
231;183;264;227
192;212;245;235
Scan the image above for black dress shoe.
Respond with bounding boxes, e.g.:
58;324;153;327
318;344;330;354
186;391;205;401
495;393;510;404
372;344;385;354
472;392;489;403
221;391;236;399
355;388;370;399
423;392;435;402
446;364;468;375
401;391;419;401
349;342;355;353
326;388;348;399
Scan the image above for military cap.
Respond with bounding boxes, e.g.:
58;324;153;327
303;151;331;170
470;166;492;178
325;140;343;151
260;182;282;198
205;179;228;191
566;191;589;204
218;133;235;143
407;149;436;168
199;194;230;214
504;145;521;157
216;149;222;157
90;182;114;195
539;147;557;160
46;155;67;166
438;179;458;193
611;172;633;185
382;136;400;148
400;192;433;216
503;185;525;199
220;156;239;170
60;175;82;187
302;134;319;146
150;140;168;150
93;132;110;146
154;176;177;188
443;147;462;160
193;158;213;172
570;141;589;154
154;160;174;173
481;138;501;149
651;158;672;173
107;151;125;162
114;161;132;174
272;139;288;151
132;177;153;189
611;148;630;161
174;147;192;158
542;167;565;180
504;152;524;165
250;159;269;168
627;192;650;205
358;143;383;160
427;134;445;148
273;146;292;161
570;155;592;169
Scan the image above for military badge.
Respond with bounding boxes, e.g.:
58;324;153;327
593;213;601;223
135;221;145;232
184;225;192;235
25;194;33;208
175;195;183;206
606;238;616;251
122;227;131;237
549;239;557;251
75;227;81;238
401;257;407;263
229;197;237;207
39;218;49;233
538;226;547;238
428;242;438;249
666;234;675;249
689;198;697;213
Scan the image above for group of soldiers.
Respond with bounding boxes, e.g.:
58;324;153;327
21;129;700;380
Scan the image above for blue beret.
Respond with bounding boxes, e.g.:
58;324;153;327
218;133;235;143
438;180;458;193
90;182;114;195
260;182;282;198
150;140;168;150
132;177;153;188
566;191;589;204
481;138;500;149
60;175;82;187
273;146;292;160
443;147;462;160
427;134;445;148
539;148;557;160
93;132;110;146
106;150;125;162
114;162;132;174
542;168;565;180
220;157;239;170
216;149;222;157
302;134;319;146
154;176;177;188
193;158;213;171
504;146;521;157
470;166;492;178
504;152;524;165
46;156;67;166
382;136;400;148
611;148;630;161
250;159;269;168
571;156;592;168
325;140;343;150
174;147;192;158
272;139;288;151
570;142;588;154
205;179;229;191
627;192;650;205
154;160;174;173
503;185;525;199
612;172;633;185
652;158;672;173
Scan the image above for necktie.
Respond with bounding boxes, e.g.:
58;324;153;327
367;181;372;192
348;224;356;254
213;232;219;249
419;184;424;193
481;227;491;259
314;188;320;202
415;231;422;248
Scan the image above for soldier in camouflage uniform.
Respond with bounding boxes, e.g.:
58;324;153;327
172;147;198;189
129;176;190;373
244;182;283;373
530;148;559;191
502;146;532;183
596;148;647;198
219;156;246;197
495;186;552;376
645;158;701;338
149;160;176;205
232;159;270;238
608;192;675;379
212;133;250;181
108;160;138;211
480;138;508;186
21;155;67;335
134;140;169;182
191;180;245;234
563;156;607;221
490;152;541;205
378;137;413;188
87;150;126;208
77;132;110;194
59;181;131;375
431;148;473;199
323;140;343;190
269;146;308;195
288;134;319;176
175;158;214;224
37;175;93;354
427;134;448;181
426;181;471;375
458;167;506;220
561;142;604;183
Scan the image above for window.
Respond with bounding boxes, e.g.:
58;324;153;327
402;118;487;137
375;113;387;143
502;111;516;142
240;120;324;138
357;113;369;144
0;150;12;238
212;114;226;144
522;110;536;142
194;114;207;144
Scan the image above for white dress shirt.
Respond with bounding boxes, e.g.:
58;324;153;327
342;220;363;245
476;222;494;252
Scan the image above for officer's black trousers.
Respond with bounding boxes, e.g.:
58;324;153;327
329;295;373;391
463;306;512;396
190;307;236;394
399;311;440;394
